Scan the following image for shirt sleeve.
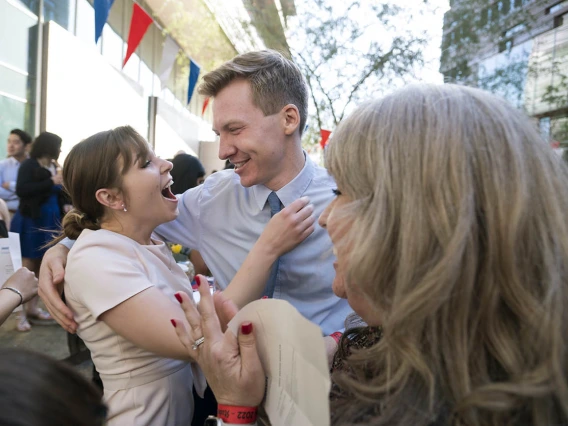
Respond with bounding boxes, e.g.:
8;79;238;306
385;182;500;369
153;185;202;249
65;237;153;319
59;237;75;250
0;162;16;200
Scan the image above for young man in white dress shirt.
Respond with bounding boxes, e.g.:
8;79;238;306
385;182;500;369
38;50;351;348
0;129;32;215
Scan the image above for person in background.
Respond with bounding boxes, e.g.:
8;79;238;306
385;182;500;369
10;132;64;331
0;129;32;216
223;159;235;170
171;153;206;194
0;348;106;426
173;84;568;426
170;153;210;276
0;267;38;327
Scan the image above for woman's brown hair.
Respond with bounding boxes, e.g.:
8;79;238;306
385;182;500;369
0;348;106;425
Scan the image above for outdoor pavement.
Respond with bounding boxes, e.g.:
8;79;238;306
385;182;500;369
0;306;94;379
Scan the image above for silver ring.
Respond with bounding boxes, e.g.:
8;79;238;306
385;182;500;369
192;336;205;350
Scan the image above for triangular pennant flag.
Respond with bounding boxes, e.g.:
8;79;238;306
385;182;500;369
187;59;201;105
123;3;153;68
202;97;210;116
158;36;179;90
320;129;331;149
94;0;114;43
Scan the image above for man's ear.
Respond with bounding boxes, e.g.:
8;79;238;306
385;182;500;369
281;104;300;136
95;188;123;211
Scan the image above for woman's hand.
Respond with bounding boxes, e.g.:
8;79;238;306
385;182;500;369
51;174;63;186
259;196;315;258
3;267;38;303
171;279;266;407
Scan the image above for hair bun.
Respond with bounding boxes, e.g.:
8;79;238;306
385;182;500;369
61;209;100;241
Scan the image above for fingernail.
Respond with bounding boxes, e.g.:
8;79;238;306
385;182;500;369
195;276;201;287
261;296;268;299
174;293;182;304
170;319;177;327
241;322;253;335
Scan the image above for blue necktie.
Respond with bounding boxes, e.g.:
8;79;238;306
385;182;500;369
263;192;282;298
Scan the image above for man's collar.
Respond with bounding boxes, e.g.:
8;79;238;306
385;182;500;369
252;151;315;211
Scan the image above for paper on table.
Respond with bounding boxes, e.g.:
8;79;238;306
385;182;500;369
8;233;21;270
0;232;21;285
228;299;331;426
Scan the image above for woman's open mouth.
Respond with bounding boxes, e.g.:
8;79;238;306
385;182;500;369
161;180;177;201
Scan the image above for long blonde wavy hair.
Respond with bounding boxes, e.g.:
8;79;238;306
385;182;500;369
326;84;568;425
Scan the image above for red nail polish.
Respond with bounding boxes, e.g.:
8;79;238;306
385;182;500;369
261;296;268;299
174;293;182;304
170;319;177;327
195;276;201;287
241;322;253;335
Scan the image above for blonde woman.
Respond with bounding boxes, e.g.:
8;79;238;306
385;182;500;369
172;84;568;426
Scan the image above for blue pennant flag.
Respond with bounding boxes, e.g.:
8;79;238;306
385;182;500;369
94;0;115;43
187;59;201;105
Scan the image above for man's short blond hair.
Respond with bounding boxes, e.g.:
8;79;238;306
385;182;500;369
198;50;308;135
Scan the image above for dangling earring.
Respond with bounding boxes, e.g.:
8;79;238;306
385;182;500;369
122;204;127;212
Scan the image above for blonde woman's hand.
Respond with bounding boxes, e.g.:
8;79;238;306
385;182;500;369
3;267;38;303
172;279;266;407
259;196;315;258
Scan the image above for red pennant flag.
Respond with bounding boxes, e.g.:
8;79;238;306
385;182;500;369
320;129;331;149
202;98;210;116
123;4;153;68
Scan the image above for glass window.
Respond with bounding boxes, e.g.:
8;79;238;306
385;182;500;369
540;117;551;139
153;73;161;96
504;23;525;38
140;61;154;96
15;0;39;14
43;0;73;31
0;65;28;99
123;53;140;84
550;1;568;14
75;0;95;46
0;94;30;158
101;24;124;70
0;0;38;72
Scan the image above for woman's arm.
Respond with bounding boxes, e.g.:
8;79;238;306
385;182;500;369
65;238;196;361
99;287;196;361
223;197;315;309
0;268;38;326
0;199;11;230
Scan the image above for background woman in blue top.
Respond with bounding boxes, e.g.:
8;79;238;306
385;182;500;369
11;132;69;331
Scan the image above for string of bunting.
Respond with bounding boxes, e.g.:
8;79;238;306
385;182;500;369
94;0;203;109
320;129;331;149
